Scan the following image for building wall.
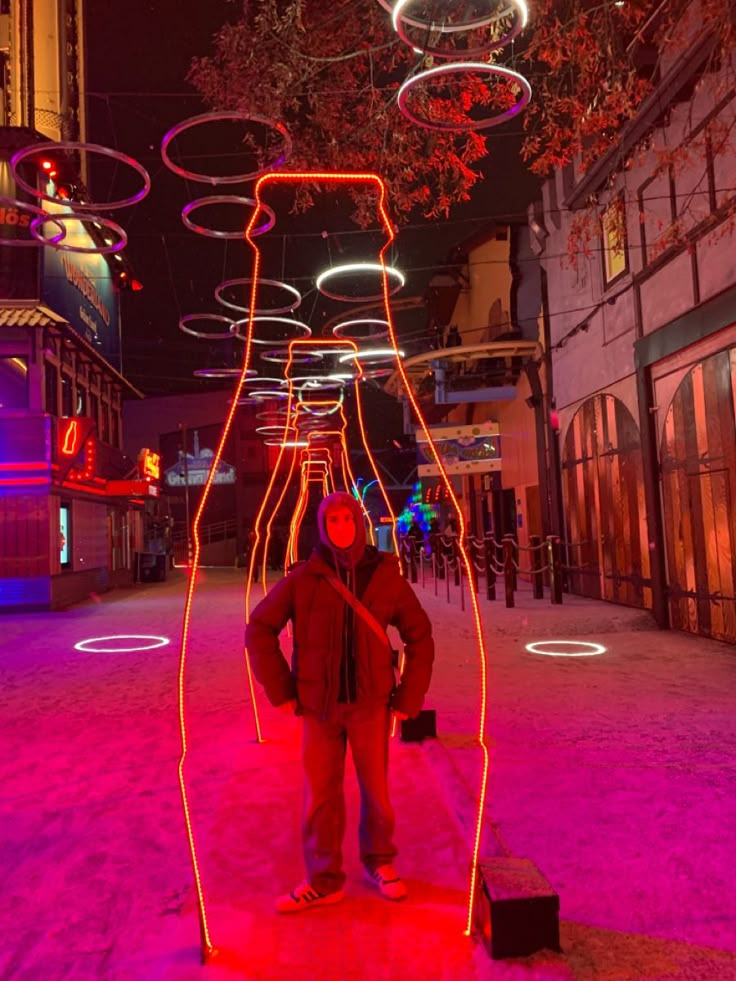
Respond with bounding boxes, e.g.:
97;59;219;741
537;45;736;629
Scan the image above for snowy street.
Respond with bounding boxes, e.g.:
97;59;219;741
1;570;735;980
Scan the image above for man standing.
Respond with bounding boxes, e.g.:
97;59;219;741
246;491;434;912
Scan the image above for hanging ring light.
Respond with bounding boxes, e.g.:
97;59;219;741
160;111;292;184
214;277;301;315
397;62;532;132
315;262;405;303
178;314;237;340
182;196;276;238
391;0;529;58
232;316;311;344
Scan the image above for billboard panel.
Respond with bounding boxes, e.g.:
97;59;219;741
40;200;121;371
416;421;501;477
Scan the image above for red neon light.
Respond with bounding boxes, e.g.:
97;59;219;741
0;476;49;487
178;172;489;958
61;419;80;456
0;461;48;471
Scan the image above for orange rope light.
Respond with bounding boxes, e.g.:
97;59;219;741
175;173;490;958
260;429;300;594
248;173;491;936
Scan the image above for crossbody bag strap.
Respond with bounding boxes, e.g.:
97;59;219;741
323;572;391;649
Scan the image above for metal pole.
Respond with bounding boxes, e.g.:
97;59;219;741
180;423;191;566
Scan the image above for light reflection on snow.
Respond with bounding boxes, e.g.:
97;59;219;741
74;635;170;653
525;640;607;657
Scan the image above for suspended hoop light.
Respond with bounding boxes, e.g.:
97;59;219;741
298;386;345;416
178;314;237;340
233;316;311;344
397;62;532;132
391;0;529;58
260;347;324;364
332;318;390;341
337;347;404;364
215;277;301;315
255;424;290;436
30;212;127;254
264;438;309;447
241;375;287;387
0;197;66;247
160;111;292;185
192;368;257;379
249;388;289;400
11;141;151;209
182;196;276;239
316;262;405;302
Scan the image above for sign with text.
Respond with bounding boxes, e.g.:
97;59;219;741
40;199;121;371
416;420;501;477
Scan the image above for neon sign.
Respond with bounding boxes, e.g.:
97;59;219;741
138;448;161;482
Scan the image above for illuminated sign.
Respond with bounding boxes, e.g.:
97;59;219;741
60;504;70;567
138;448;161;482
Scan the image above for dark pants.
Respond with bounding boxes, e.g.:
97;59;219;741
302;702;397;895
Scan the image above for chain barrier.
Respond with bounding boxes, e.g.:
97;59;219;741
397;530;568;608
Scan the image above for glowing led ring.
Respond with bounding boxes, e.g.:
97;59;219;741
391;0;528;58
215;277;302;315
74;634;170;653
398;63;532;133
30;212;127;254
12;141;151;210
0;197;66;246
182;196;276;239
332;318;390;341
525;640;608;657
260;348;323;364
256;408;290;421
242;376;288;388
377;0;518;33
179;314;237;340
265;439;309;447
192;367;257;378
290;375;346;391
255;424;290;436
337;347;404;364
160;111;292;185
316;262;405;302
249;388;289;400
299;389;345;416
233;316;311;345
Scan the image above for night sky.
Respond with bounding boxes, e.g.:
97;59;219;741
85;2;539;423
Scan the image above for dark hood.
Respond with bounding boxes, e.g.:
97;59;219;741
317;491;367;568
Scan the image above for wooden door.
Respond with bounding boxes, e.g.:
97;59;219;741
660;349;736;642
562;394;650;608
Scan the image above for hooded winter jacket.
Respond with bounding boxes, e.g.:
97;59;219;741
245;543;434;720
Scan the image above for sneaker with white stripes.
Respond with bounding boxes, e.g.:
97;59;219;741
275;880;345;914
364;864;408;901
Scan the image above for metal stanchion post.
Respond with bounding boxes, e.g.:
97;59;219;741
445;556;451;603
485;536;496;601
530;534;543;599
548;535;563;604
503;537;515;608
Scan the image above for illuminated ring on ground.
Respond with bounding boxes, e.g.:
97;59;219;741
316;262;405;302
260;348;324;364
178;314;237;340
12;141;150;209
192;367;257;379
74;634;170;653
0;197;67;246
182;196;276;239
215;277;302;315
233;316;311;344
337;347;404;364
160;111;292;185
332;318;390;341
525;640;608;657
398;62;532;133
30;212;127;254
391;0;528;58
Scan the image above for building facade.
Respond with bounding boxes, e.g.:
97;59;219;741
0;0;153;611
533;26;736;641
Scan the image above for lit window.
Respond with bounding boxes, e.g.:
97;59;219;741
0;356;29;409
601;197;628;286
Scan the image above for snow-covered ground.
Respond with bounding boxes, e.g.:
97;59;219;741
1;568;735;979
